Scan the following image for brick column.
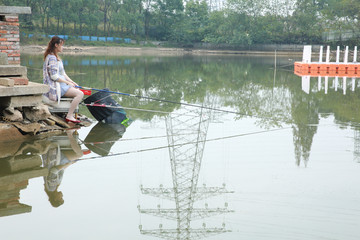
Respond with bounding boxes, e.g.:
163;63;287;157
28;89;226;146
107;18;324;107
0;15;20;65
0;6;31;65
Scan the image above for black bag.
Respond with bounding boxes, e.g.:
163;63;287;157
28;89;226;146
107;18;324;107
84;89;127;124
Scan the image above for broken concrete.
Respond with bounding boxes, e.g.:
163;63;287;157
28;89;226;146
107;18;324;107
23;104;51;122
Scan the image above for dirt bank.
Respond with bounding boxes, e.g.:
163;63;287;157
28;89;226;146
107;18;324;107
21;45;302;56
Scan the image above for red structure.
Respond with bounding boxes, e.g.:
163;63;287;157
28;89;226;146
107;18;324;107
294;45;360;77
294;62;360;77
0;6;31;65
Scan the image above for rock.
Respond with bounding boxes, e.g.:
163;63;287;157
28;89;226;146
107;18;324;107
2;108;23;122
3;107;14;114
11;122;41;135
23;104;51;122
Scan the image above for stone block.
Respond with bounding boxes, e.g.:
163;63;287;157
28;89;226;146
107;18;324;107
0;77;13;86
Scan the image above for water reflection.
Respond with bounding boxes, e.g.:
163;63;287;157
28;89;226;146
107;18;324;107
0;139;49;217
0;121;128;216
301;76;360;95
139;97;234;239
83;122;126;156
42;130;83;207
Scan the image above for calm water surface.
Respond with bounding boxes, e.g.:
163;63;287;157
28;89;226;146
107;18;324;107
0;54;359;240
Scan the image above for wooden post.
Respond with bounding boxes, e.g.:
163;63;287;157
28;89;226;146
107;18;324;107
319;46;323;63
344;46;348;63
353;46;357;63
336;46;340;63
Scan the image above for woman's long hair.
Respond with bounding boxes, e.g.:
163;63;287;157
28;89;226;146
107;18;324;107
43;36;64;61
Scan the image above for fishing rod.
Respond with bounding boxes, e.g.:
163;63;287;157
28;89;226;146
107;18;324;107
76;86;260;118
75;127;291;162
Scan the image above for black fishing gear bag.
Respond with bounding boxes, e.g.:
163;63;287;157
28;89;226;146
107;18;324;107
84;89;128;124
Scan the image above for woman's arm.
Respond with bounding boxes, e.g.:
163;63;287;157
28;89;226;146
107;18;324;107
48;56;76;86
64;73;78;86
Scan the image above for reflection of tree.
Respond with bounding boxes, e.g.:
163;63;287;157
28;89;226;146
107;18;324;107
353;128;360;163
291;111;318;166
290;76;319;166
139;96;233;240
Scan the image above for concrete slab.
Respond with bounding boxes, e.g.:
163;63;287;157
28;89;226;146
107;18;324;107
0;95;43;108
0;82;49;97
0;6;31;14
0;65;26;77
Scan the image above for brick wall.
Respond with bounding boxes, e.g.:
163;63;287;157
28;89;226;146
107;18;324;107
0;15;20;65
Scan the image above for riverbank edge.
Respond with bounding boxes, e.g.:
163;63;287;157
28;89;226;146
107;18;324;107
21;45;303;56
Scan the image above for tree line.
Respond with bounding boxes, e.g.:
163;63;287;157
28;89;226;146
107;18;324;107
1;0;359;47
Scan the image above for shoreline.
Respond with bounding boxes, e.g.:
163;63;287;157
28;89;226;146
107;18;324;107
21;45;302;56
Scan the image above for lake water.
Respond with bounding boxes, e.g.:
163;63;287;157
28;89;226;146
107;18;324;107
0;53;359;240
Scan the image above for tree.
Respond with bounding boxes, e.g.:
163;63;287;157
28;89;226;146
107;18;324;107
151;0;184;40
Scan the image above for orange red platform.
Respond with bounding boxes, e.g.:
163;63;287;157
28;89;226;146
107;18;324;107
294;61;360;77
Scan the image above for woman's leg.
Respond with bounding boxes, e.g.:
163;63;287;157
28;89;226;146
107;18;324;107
63;87;84;120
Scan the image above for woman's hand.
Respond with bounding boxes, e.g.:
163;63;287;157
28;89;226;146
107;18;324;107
67;81;77;87
65;74;78;86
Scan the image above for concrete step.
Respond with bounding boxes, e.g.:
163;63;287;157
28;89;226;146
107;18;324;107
0;82;48;97
0;95;43;108
0;65;26;77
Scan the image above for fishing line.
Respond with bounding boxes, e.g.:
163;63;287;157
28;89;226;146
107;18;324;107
77;86;272;119
81;133;189;145
81;102;198;117
76;127;291;162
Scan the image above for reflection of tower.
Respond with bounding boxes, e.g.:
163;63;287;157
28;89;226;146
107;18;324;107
139;96;233;239
354;128;360;163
